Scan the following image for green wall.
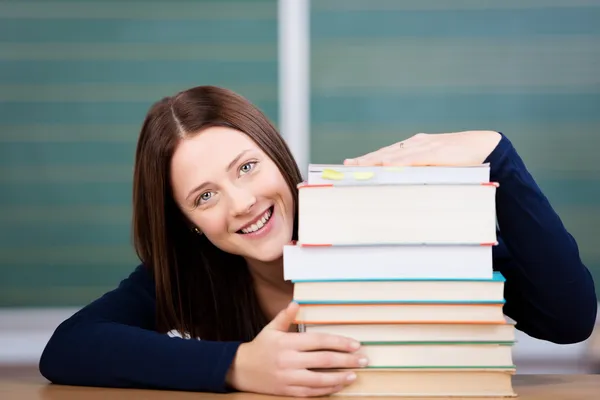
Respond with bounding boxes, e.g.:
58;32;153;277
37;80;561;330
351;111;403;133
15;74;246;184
1;0;599;307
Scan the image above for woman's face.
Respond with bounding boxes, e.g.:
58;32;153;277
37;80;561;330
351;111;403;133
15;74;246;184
170;126;295;264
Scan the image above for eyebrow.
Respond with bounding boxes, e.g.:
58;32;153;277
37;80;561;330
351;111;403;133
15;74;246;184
185;149;252;201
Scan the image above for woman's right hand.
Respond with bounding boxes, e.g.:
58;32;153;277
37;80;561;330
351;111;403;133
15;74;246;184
226;302;368;397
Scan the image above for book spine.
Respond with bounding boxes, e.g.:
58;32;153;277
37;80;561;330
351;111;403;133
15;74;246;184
299;182;500;188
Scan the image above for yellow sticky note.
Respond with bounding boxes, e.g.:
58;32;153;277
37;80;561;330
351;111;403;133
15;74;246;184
321;169;344;180
352;171;375;180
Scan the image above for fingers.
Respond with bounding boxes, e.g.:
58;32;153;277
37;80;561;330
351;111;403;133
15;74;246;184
349;149;411;166
344;144;396;166
366;139;431;166
291;351;368;370
344;134;427;166
287;332;361;352
288;369;357;389
285;384;345;397
265;302;299;332
343;141;398;165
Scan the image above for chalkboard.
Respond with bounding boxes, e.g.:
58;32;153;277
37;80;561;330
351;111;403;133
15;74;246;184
309;0;600;294
2;0;599;307
0;0;279;307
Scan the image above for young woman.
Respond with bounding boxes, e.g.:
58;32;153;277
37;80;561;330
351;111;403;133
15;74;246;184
39;86;597;397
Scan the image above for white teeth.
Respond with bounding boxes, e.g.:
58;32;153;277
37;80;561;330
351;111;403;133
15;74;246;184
241;208;272;234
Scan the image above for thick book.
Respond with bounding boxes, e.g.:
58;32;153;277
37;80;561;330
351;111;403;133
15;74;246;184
292;272;505;303
307;163;490;185
297;182;498;246
301;322;516;343
294;303;506;325
283;242;494;280
329;368;516;397
348;342;515;369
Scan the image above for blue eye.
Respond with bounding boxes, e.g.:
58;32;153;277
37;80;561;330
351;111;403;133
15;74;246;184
201;192;212;201
196;191;214;206
240;161;257;175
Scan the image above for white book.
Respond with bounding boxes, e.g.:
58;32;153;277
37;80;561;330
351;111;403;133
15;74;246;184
307;163;490;185
283;243;495;280
297;183;498;246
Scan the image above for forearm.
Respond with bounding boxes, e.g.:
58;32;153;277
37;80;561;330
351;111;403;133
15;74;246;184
40;313;242;392
39;265;243;392
488;133;597;343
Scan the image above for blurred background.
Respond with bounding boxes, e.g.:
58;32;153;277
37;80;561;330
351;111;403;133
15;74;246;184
1;0;599;377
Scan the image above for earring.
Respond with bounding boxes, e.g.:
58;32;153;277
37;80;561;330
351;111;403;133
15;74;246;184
193;227;203;235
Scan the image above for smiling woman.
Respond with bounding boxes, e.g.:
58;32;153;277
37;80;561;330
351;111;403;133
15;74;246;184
131;87;303;342
37;85;597;398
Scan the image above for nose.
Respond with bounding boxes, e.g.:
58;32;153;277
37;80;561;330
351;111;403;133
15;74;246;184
228;186;257;217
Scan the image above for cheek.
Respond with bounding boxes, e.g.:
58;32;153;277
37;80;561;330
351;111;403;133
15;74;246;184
276;178;295;216
189;210;228;239
265;173;293;204
255;168;286;197
283;181;294;209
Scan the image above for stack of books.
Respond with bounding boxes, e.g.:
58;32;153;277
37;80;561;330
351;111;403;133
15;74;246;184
283;163;517;397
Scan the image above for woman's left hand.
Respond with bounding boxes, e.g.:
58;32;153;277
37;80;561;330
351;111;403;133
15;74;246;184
343;130;502;167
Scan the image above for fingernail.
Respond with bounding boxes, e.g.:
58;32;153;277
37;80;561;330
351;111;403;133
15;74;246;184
350;341;360;350
358;358;369;367
346;373;357;382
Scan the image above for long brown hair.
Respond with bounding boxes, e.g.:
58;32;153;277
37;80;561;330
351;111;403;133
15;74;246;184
132;86;303;342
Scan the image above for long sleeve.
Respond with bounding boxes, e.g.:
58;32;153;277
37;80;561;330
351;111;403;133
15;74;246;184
39;264;241;392
487;133;597;344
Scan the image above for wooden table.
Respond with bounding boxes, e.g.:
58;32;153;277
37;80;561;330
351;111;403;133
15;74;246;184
1;373;599;399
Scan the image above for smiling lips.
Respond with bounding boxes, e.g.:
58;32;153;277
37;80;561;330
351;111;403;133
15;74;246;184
239;207;273;234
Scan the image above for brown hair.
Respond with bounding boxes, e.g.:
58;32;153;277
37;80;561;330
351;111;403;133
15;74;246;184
132;86;303;342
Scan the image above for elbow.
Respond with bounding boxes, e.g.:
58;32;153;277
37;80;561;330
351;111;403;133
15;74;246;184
39;317;80;384
546;288;598;345
39;327;66;384
529;308;597;345
551;313;597;345
555;311;597;345
566;269;599;344
550;262;598;344
525;277;598;345
39;345;60;384
571;294;598;344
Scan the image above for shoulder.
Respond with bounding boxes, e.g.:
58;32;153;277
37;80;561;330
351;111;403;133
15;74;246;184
126;263;154;282
483;132;541;197
483;132;517;177
116;263;156;298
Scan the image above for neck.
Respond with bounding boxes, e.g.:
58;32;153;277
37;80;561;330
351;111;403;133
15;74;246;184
245;256;293;294
245;256;296;325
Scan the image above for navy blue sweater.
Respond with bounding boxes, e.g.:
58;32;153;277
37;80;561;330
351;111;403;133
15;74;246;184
39;133;597;392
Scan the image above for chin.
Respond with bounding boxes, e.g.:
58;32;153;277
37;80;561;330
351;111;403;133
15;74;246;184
232;203;293;263
252;246;285;263
239;232;289;264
